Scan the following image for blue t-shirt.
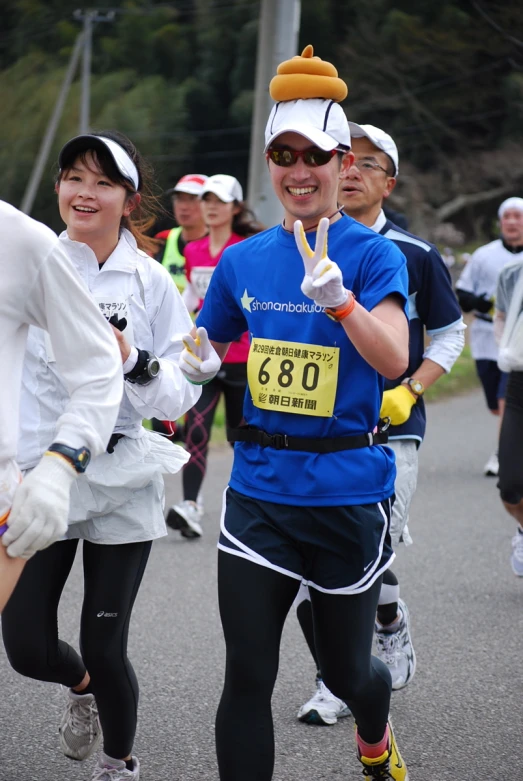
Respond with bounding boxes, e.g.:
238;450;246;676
380;221;463;442
197;215;408;506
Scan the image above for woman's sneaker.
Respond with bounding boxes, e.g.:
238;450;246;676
297;678;352;725
166;500;203;538
59;689;102;760
357;721;409;780
91;753;140;780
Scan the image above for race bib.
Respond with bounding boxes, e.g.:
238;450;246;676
191;266;215;300
94;296;134;345
247;338;340;417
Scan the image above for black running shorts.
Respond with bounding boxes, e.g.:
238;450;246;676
218;487;394;594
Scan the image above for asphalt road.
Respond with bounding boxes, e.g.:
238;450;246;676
1;389;522;781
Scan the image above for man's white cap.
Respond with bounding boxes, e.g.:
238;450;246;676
172;173;208;196
264;99;351;152
58;135;140;191
498;197;523;218
200;174;243;203
348;122;399;176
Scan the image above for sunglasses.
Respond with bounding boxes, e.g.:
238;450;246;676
266;147;340;168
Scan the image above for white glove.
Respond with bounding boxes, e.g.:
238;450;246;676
294;217;348;308
2;454;77;559
179;326;221;384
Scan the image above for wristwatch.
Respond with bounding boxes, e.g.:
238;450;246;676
124;350;161;385
46;443;91;473
402;377;425;397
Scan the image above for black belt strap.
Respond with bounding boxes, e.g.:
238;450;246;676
226;425;388;453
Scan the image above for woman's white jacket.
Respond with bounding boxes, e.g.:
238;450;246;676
18;230;201;471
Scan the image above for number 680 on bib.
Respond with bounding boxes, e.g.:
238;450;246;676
247;337;340;417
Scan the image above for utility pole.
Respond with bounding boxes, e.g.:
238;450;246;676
20;9;115;214
20;33;84;215
74;9;115;134
247;0;301;228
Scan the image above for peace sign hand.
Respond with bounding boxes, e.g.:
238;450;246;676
179;326;221;384
294;217;348;309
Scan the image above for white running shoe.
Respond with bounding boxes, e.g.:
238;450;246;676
196;492;204;513
59;688;102;761
91;753;140;780
375;598;416;691
484;451;499;477
166;500;203;538
511;530;523;576
297;679;352;725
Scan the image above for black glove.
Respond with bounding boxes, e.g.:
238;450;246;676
108;314;128;332
456;289;493;314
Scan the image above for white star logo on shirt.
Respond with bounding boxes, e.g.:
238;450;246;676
241;288;255;312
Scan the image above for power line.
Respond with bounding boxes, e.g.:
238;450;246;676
348;57;510;115
469;0;523;50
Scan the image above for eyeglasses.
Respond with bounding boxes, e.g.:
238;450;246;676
353;159;390;175
266;147;340;168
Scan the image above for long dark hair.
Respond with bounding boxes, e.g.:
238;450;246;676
232;201;265;237
57;129;161;256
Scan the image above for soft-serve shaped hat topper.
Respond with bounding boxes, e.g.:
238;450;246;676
269;44;348;102
265;45;351;152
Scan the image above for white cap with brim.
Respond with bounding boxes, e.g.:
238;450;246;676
348;122;399;176
498;197;523;218
58;135;140;191
200;174;243;203
264;99;351;152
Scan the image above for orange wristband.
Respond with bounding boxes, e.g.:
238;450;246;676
325;292;356;322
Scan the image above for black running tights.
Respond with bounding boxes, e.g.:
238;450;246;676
183;363;246;501
1;538;151;759
215;552;391;781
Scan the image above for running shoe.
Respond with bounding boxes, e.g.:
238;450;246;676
297;678;352;725
375;598;416;691
511;529;523;577
196;492;204;513
484;451;499;477
59;688;102;761
91;753;140;780
357;721;409;780
166;500;203;538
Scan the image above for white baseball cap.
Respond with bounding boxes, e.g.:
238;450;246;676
172;173;208;196
348;122;399;176
58;134;140;191
200;174;243;203
498;197;523;218
264;99;351;152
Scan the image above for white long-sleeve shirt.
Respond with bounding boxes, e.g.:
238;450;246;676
0;201;122;516
18;229;201;470
456;239;523;361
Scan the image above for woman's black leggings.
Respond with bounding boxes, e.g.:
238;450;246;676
183;362;246;501
215;552;391;781
2;538;151;759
